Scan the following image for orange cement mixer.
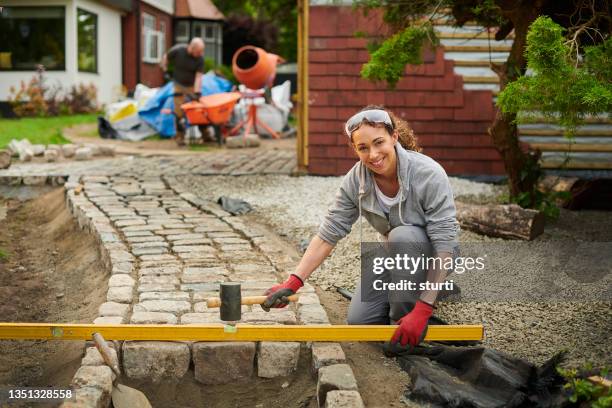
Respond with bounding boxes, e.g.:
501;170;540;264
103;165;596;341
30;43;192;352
231;46;282;90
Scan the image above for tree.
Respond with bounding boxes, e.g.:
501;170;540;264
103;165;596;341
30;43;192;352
214;0;297;63
355;0;611;208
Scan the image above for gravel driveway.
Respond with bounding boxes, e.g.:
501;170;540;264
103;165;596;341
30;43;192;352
172;174;611;368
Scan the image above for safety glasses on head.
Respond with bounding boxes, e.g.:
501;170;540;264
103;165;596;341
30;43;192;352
344;109;393;137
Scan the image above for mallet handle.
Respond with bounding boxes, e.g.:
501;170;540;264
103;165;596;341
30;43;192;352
206;294;299;308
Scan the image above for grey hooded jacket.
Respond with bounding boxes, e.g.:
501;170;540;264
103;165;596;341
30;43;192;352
317;143;459;254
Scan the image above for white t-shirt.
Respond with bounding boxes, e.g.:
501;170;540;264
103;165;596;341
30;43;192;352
374;181;401;214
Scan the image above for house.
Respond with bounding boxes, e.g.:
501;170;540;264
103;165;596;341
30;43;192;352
0;0;129;106
174;0;224;64
121;0;173;91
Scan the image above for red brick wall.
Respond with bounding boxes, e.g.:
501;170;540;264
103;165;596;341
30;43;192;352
122;2;173;91
307;6;504;176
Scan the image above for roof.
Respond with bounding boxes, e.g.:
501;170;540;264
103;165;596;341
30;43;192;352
175;0;225;21
98;0;132;12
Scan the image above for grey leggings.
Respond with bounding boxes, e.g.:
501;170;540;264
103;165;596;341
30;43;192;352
347;225;433;324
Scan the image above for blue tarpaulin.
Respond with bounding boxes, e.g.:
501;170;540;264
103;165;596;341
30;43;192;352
138;73;234;138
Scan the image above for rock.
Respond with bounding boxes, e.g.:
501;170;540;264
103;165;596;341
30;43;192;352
130;311;178;324
60;386;109;408
22;175;47;186
123;341;190;382
85;144;101;156
44;149;59;162
226;134;261;149
62;144;77;158
107;286;133;303
71;365;113;405
298;304;331;325
192;342;256;384
138;300;191;314
324;391;365;408
98;302;130;319
257;342;300;378
93;316;125;325
19;149;33;162
317;364;359;407
99;145;116;156
75;147;93;161
0;150;11;169
81;347;119;369
108;274;135;287
31;144;46;156
312;343;346;375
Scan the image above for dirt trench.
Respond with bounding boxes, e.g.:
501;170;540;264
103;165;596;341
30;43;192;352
0;188;108;389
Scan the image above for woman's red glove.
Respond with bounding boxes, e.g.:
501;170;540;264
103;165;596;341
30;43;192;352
261;274;303;311
391;301;433;347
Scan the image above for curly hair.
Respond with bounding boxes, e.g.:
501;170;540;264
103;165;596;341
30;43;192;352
347;105;421;152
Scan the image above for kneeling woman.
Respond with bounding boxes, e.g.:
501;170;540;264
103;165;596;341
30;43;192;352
263;106;459;347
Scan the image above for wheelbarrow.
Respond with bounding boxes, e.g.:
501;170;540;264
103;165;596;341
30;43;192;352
181;92;242;145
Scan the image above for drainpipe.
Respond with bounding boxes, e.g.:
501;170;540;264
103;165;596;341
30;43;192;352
135;0;141;85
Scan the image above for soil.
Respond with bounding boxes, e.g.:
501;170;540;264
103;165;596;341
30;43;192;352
0;188;108;389
122;346;318;408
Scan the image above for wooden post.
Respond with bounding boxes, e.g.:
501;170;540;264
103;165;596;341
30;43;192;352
297;0;309;170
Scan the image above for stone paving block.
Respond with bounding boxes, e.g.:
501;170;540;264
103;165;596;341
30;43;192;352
136;300;191;314
140;260;181;269
231;263;276;274
155;229;192;236
172;245;216;253
298;304;331;325
312;343;346;375
240;281;278;290
23;175;47;185
181;273;227;284
109;249;134;263
192;291;220;302
163;223;194;229
139;275;180;285
242;311;297;325
212;237;250;244
110;262;134;275
183;266;228;277
194;302;249;313
324;391;365;408
139;266;182;276
122;225;160;232
180;283;221;292
115;219;146;227
229;272;278;281
177;252;218;260
139;291;190;302
139;254;177;262
317;364;359;407
108;274;135;287
171;238;212;246
132;246;169;256
131;240;169;248
193;342;256;384
99;232;120;243
219;244;252;252
257;342;300;378
126;235;166;243
93;316;125;324
131;311;178;324
297;293;321;306
166;233;206;241
107;286;133;303
123;341;190;382
180;313;224;325
138;283;178;292
124;230;155;237
207;231;241;238
98;302;130;318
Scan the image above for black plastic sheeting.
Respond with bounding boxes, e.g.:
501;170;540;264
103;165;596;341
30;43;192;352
390;345;568;408
217;196;253;215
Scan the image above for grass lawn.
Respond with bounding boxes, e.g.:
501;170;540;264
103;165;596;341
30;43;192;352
0;114;97;149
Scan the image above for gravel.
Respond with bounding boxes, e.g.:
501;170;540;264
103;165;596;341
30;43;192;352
174;174;611;368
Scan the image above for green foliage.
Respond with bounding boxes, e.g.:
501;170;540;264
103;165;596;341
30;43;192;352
0;248;8;261
497;16;612;138
360;24;437;88
214;0;297;62
203;58;237;84
558;366;612;406
0;114;96;149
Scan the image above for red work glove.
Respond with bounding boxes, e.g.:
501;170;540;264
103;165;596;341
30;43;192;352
261;274;303;311
391;301;434;347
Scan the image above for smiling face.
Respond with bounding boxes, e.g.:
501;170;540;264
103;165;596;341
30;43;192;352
350;124;398;178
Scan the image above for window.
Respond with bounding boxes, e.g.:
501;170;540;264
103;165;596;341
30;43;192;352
192;22;222;64
175;21;189;43
77;8;97;72
142;13;162;63
0;6;65;70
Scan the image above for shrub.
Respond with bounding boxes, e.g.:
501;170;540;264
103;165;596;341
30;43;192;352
8;65;98;117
